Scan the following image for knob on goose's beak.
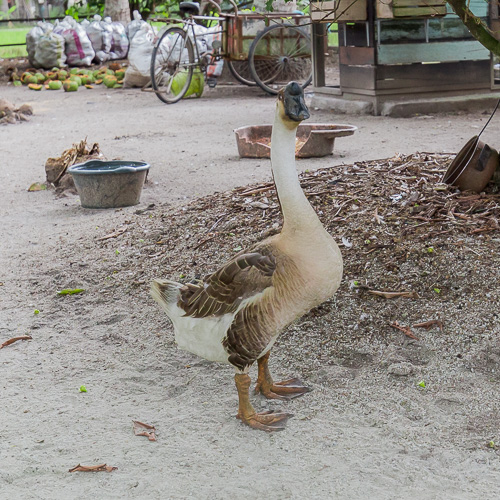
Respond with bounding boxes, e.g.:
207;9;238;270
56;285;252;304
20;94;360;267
281;81;310;122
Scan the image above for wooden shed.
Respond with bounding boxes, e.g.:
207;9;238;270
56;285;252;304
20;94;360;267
310;0;496;115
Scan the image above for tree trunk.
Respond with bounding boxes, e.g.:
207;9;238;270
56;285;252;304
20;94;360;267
446;0;500;56
104;0;131;25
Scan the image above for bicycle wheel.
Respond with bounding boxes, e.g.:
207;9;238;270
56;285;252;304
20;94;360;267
227;60;256;86
150;27;194;104
248;24;312;96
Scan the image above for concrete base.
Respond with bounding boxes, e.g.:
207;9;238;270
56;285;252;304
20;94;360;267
380;94;500;117
311;94;374;115
311;91;500;117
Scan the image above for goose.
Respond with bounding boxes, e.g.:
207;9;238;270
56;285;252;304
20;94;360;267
151;82;343;431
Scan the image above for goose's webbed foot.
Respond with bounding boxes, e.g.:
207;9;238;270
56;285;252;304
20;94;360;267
236;409;293;432
256;377;312;400
255;352;312;400
234;373;293;432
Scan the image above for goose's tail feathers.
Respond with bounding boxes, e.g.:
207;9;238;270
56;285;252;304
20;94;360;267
151;279;183;315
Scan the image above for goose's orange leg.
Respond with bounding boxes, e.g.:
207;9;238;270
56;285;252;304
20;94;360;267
255;351;312;400
235;373;292;432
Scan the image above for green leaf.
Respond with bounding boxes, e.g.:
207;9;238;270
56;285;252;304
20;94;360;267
265;0;274;11
28;182;47;192
34;309;40;315
57;288;85;296
418;380;426;388
433;288;441;294
79;385;87;393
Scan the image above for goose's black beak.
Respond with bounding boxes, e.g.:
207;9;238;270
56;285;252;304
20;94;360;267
281;81;310;122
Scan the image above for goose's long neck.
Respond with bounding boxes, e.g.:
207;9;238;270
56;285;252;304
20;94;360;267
271;112;321;235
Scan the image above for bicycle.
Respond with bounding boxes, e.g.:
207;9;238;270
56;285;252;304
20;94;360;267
150;1;312;104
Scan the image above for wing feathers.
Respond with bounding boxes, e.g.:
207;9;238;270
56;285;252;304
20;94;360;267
223;302;272;371
178;248;276;319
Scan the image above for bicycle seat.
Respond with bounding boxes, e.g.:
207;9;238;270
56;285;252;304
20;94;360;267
179;2;200;15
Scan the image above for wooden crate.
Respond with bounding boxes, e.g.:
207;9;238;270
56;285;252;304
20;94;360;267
226;13;307;60
376;0;447;19
310;0;367;23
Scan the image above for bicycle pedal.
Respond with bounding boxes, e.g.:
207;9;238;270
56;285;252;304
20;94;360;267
207;78;217;88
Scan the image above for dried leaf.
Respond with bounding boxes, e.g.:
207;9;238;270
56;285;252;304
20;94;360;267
389;321;419;340
133;420;156;441
69;464;117;473
0;335;32;349
97;227;127;241
413;320;443;331
193;235;216;250
369;290;418;299
238;185;274;197
134;203;156;215
45;139;101;187
341;237;352;248
249;201;270;210
373;207;384;224
28;182;47;192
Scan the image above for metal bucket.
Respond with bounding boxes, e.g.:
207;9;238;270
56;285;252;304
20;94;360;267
442;136;499;193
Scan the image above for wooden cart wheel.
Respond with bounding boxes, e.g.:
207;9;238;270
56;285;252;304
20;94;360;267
227;60;257;86
248;23;312;95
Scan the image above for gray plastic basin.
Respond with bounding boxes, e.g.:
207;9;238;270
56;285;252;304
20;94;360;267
68;160;150;209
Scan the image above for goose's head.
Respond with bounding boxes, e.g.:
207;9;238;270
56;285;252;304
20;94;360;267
277;81;310;128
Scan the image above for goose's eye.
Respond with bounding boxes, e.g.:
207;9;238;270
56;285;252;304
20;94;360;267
278;94;283;101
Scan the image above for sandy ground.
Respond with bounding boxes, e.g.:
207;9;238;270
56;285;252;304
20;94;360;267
1;81;500;500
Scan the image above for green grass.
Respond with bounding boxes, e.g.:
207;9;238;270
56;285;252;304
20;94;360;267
0;26;30;58
328;31;338;47
0;20;338;58
0;45;28;58
328;23;338;47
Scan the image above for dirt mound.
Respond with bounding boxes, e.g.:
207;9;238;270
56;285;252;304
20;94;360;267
0;97;33;124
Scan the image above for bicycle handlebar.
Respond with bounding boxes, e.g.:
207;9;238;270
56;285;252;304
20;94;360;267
204;0;222;14
227;0;239;14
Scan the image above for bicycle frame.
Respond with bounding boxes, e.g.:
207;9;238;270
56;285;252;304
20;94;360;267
150;5;312;102
154;15;229;70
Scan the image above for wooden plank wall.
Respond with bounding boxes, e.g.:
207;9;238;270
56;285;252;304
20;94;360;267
336;0;491;95
392;0;447;18
376;60;491;91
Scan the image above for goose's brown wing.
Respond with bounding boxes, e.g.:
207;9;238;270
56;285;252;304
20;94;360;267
178;248;276;318
223;300;274;371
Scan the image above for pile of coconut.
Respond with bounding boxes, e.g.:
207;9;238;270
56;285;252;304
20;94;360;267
11;63;126;91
